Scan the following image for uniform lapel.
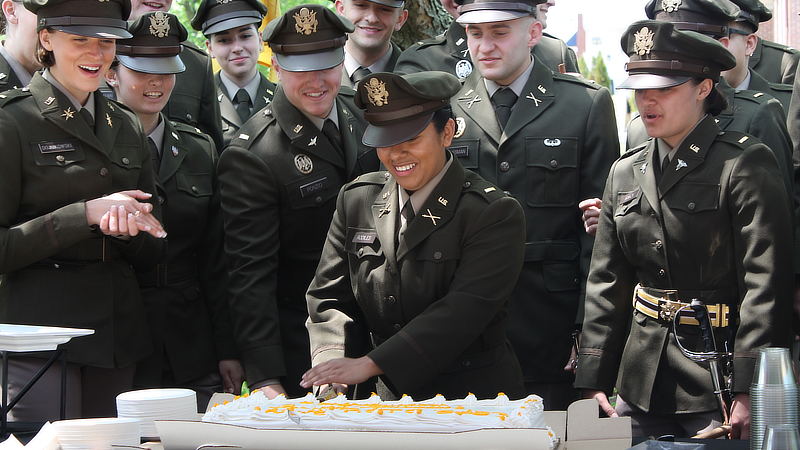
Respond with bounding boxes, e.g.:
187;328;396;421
157;119;189;182
372;178;399;270
456;73;501;144
657;115;716;196
29;74;102;153
448;22;470;62
396;157;462;261
338;100;359;177
714;78;735;130
502;60;555;142
272;86;345;168
0;56;23;91
215;73;242;128
252;73;275;113
94;95;124;156
631;141;661;217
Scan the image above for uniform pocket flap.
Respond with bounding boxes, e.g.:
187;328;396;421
525;137;578;170
176;171;213;197
667;182;720;213
416;232;462;261
345;227;383;258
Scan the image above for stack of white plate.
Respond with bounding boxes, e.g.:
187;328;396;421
51;417;139;450
116;388;197;438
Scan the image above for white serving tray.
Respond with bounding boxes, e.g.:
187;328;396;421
156;420;555;450
0;324;94;352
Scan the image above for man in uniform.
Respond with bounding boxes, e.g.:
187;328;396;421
0;0;38;90
394;0;577;79
191;0;276;146
334;0;407;88
449;0;619;410
745;0;799;86
217;4;379;399
129;0;225;151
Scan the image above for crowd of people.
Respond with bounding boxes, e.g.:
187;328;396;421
0;0;798;441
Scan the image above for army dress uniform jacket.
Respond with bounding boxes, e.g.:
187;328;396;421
395;21;578;79
306;156;526;400
0;52;25;92
215;72;276;147
135;118;237;386
574;116;793;414
217;85;379;397
746;69;793;116
164;43;224;151
0;73;166;368
749;36;800;85
449;61;619;383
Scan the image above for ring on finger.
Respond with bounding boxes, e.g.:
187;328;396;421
134;210;141;217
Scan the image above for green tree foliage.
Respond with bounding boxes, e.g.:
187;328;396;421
577;56;589;79
590;51;611;90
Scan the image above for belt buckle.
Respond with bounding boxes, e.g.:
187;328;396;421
658;293;682;322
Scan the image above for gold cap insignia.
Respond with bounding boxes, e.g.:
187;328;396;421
454;117;466;138
149;11;170;38
216;0;232;3
365;78;389;107
662;0;681;13
294;153;313;174
634;26;655;56
294;7;318;35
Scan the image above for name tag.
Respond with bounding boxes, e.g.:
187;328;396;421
449;146;469;158
352;232;377;244
299;177;329;198
620;188;641;205
38;141;76;153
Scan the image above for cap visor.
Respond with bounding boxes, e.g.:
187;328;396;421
117;55;186;74
274;48;344;72
362;112;434;148
456;10;529;24
52;25;132;39
617;74;691;90
204;17;262;37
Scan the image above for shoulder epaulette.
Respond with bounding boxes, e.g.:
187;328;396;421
414;33;447;49
767;81;793;92
338;85;356;98
345;171;390;190
228;107;275;147
172;120;210;137
733;89;774;104
762;39;800;54
620;143;646;160
714;130;760;149
0;87;32;106
552;72;602;90
462;171;507;203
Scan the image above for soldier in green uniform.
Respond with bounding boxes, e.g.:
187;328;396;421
0;0;39;90
334;0;407;87
128;0;225;151
743;0;799;86
394;0;577;79
575;20;793;439
106;12;244;410
191;0;276;147
0;0;168;421
218;4;379;400
622;0;793;202
448;0;619;410
302;71;526;401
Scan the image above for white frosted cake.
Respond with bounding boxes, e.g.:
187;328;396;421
202;391;548;433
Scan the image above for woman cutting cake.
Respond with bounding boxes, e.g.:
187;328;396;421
302;71;526;401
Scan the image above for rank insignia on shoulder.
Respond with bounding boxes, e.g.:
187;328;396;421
0;73;6;80
295;153;313;174
172;131;179;140
753;92;763;98
738;136;749;144
238;133;250;140
455;37;464;46
484;187;496;193
106;113;112;128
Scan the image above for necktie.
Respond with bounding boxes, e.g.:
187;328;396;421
351;67;371;85
399;198;414;239
492;88;517;130
655;154;669;185
148;137;160;174
322;119;343;157
235;88;251;123
80;108;94;131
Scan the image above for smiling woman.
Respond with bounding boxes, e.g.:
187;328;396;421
0;0;168;422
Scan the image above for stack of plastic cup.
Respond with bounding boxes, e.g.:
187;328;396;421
750;348;799;450
761;424;800;450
